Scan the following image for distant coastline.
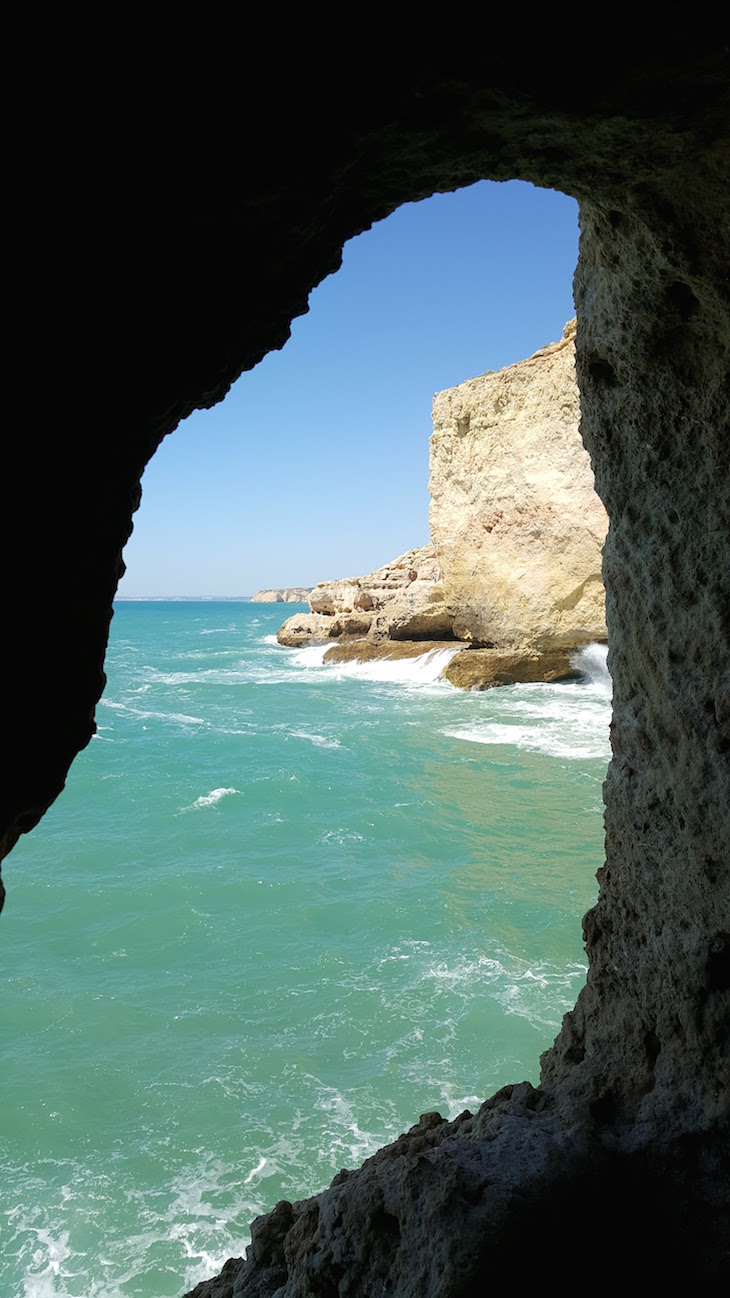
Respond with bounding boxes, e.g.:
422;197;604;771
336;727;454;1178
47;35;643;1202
114;592;313;603
114;595;256;602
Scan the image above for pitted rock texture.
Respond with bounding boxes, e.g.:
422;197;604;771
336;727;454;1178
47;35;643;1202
4;45;729;1295
430;320;608;650
184;1087;728;1296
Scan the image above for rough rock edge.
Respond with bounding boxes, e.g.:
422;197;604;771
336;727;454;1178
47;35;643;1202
184;1083;729;1294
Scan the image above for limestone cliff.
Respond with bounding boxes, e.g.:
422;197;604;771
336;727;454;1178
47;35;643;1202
278;323;607;683
251;588;312;603
430;320;607;649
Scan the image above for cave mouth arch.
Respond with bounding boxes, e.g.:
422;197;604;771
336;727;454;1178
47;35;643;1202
4;53;728;1289
117;178;581;604
2;180;613;1296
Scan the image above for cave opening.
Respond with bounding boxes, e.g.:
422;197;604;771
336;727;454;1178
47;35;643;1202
5;51;728;1292
1;180;614;1297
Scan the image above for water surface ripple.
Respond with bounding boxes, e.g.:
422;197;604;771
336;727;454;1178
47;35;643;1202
1;603;611;1296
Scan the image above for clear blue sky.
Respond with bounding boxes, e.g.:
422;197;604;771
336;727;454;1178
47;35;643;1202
118;180;579;597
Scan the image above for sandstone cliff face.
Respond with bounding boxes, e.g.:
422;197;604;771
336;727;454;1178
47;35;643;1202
430;320;608;650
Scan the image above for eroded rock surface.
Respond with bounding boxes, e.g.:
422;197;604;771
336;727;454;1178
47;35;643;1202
443;647;579;690
278;545;451;647
431;320;608;649
275;613;334;647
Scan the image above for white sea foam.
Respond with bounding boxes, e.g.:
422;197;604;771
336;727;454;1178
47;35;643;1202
290;644;331;668
443;710;610;761
570;642;612;694
20;1227;72;1296
99;699;206;726
289;730;341;749
184;787;239;811
137;667;248;686
320;828;365;845
244;1156;267;1185
310;1082;387;1169
441;647;612;761
328;646;460;686
283;644;461;686
492;959;588;1030
422;949;587;1032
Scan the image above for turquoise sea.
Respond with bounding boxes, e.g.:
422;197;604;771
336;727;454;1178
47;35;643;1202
1;603;611;1297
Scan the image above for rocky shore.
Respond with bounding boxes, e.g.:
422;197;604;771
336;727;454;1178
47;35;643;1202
277;323;607;689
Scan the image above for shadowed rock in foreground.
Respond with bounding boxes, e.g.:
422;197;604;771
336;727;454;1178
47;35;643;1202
3;43;728;1296
185;1086;728;1295
185;55;729;1296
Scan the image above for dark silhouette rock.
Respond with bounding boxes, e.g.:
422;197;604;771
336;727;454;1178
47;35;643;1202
4;42;728;1293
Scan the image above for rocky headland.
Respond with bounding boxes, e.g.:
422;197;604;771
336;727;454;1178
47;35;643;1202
251;588;312;603
277;321;608;688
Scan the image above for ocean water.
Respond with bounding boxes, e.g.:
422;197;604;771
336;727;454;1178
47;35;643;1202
1;603;612;1297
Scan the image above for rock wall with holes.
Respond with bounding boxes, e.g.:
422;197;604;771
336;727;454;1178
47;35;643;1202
5;47;729;1294
430;319;608;649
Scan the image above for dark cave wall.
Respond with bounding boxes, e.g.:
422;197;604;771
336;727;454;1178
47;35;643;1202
542;189;730;1131
6;51;727;872
4;43;729;1292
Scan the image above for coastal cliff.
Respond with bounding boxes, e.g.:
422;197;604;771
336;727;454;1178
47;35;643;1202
278;322;607;685
431;320;607;649
251;588;312;603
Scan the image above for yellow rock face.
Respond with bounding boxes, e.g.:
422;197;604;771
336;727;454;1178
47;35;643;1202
429;320;608;650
